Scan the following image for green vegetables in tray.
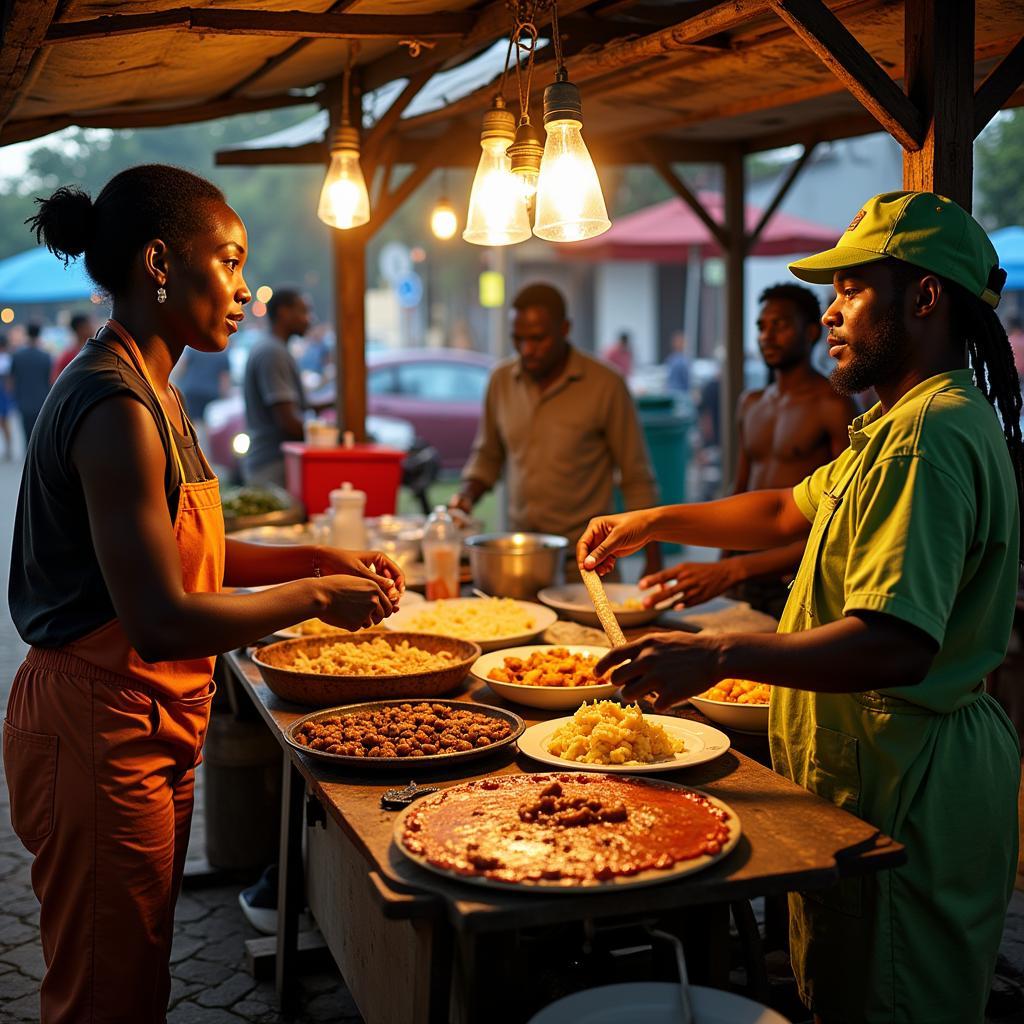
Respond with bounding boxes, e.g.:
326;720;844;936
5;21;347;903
221;487;288;519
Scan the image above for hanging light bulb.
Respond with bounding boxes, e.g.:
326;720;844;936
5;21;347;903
463;96;532;246
533;70;610;242
317;125;371;230
507;116;544;201
430;197;458;240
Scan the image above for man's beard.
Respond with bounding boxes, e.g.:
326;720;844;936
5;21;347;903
830;303;911;395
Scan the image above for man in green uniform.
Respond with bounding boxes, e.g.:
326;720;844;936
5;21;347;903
577;191;1023;1024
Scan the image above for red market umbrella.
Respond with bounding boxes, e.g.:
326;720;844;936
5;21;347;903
560;192;838;261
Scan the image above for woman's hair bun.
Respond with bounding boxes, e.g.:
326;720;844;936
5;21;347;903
26;185;96;264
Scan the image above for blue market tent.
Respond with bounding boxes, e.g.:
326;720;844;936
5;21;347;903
0;246;95;304
991;227;1024;291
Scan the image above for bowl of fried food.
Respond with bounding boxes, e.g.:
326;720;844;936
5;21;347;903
471;645;618;710
251;633;481;707
689;678;770;733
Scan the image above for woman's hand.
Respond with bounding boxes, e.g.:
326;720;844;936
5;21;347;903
316;575;396;632
577;510;656;576
639;559;739;609
596;632;724;711
317;548;405;603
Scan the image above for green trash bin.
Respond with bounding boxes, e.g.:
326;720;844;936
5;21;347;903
615;394;691;559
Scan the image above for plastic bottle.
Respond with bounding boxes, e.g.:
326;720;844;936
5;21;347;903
328;482;367;550
422;505;461;600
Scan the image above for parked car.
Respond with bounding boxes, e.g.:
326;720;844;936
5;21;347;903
364;349;493;470
206;348;495;477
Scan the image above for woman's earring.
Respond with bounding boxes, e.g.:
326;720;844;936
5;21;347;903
156;286;167;304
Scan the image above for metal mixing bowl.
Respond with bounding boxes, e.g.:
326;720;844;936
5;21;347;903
465;532;569;600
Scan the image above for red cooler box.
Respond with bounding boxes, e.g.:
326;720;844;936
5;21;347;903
282;442;405;518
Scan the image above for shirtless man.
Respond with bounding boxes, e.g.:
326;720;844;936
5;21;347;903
641;283;857;617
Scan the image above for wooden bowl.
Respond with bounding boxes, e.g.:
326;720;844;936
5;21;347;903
251;633;482;708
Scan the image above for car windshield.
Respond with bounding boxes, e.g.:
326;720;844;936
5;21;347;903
394;362;488;402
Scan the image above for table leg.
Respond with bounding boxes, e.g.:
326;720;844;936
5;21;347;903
275;752;305;1008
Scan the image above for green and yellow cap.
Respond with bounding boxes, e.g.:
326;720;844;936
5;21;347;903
788;191;1003;308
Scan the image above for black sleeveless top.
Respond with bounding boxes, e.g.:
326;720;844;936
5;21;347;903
9;337;213;647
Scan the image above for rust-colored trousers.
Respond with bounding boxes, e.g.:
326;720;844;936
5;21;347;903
4;648;212;1023
4;322;224;1022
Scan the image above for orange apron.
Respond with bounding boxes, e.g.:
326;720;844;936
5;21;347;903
3;320;225;1024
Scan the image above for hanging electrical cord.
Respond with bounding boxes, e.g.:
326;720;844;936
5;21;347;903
505;1;545;198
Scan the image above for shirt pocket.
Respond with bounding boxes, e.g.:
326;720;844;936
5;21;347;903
2;720;58;846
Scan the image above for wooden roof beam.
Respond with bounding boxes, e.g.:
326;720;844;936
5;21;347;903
360;0;594;92
974;34;1024;138
746;142;817;253
0;0;61;128
362;68;434;166
767;0;923;151
0;90;317;146
44;9;476;46
398;0;771;128
216;0;360;101
641;141;729;249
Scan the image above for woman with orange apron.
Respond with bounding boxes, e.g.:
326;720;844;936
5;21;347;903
3;165;403;1024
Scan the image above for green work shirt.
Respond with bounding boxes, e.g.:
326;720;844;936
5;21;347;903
771;369;1020;1024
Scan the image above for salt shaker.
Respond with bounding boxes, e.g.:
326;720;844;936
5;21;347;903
329;482;367;550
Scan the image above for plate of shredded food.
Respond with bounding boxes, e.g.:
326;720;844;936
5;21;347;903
689;679;771;734
537;583;663;628
286;699;524;767
274;591;424;639
471;645;618;710
251;633;481;707
394;772;740;891
518;700;730;772
383;597;558;652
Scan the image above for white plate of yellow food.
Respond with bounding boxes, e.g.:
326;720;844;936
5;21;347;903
383;597;558;653
275;591;424;639
517;700;730;772
537;584;663;628
689;679;770;734
471;645;618;710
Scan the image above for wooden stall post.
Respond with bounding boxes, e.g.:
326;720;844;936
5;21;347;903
902;0;975;208
722;148;746;486
333;225;370;441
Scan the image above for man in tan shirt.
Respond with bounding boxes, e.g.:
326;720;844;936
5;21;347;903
451;283;660;576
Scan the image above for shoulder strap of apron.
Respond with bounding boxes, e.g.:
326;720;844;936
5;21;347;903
102;318;188;485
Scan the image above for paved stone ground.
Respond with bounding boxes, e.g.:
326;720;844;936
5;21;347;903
2;427;1024;1023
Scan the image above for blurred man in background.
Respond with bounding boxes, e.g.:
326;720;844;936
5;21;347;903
453;283;661;577
177;347;232;426
242;288;312;487
51;313;94;383
602;330;634;377
12;322;52;446
641;283;856;617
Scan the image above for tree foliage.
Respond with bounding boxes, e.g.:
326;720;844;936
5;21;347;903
976;109;1024;229
0;109;334;312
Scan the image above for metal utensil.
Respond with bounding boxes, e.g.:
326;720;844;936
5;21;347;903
647;926;694;1024
381;781;440;810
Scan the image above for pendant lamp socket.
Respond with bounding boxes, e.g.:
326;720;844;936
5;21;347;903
542;70;583;125
508;118;544;198
480;95;516;144
330;124;361;152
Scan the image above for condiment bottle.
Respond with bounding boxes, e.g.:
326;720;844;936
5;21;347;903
329;482;367;550
422;505;460;600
